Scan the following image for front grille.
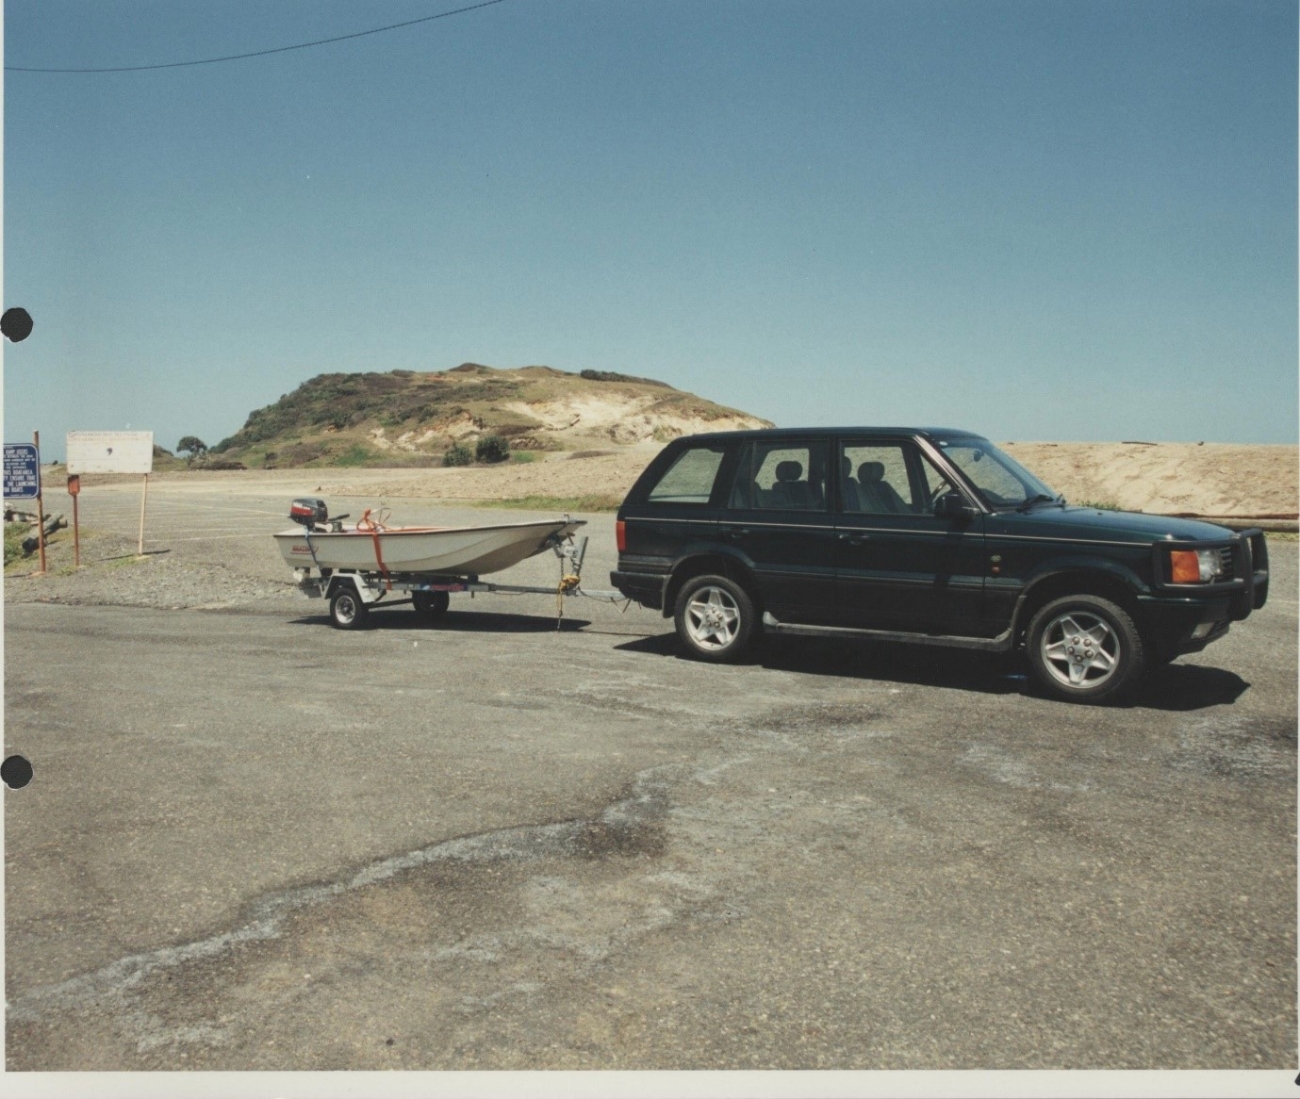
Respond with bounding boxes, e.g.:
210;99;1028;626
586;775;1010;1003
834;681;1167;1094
1216;545;1236;579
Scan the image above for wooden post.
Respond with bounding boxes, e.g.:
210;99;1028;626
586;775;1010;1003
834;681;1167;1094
137;473;149;556
33;430;46;575
68;474;81;568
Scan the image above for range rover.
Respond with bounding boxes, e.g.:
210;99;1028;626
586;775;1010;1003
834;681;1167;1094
611;428;1268;703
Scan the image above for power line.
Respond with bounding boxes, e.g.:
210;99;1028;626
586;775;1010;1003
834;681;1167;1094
5;0;512;73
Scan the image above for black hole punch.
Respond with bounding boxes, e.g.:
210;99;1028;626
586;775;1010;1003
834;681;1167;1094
1;755;33;789
1;308;34;343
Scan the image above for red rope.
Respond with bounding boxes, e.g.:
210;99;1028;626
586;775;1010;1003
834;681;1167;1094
356;510;392;590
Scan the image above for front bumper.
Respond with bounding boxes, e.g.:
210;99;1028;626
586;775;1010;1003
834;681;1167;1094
1135;593;1236;657
1143;529;1269;654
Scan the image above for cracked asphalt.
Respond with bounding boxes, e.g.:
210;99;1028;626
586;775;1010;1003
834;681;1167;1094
4;482;1296;1073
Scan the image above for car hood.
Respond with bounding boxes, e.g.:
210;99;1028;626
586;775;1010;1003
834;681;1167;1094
989;505;1236;543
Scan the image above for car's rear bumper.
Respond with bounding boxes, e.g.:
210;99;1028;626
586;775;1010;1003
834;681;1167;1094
611;569;665;611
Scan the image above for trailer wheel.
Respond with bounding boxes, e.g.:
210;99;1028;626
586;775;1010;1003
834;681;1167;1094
329;585;369;630
412;590;450;620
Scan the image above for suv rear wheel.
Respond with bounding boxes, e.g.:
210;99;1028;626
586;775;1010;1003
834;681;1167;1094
674;575;756;663
1026;594;1145;703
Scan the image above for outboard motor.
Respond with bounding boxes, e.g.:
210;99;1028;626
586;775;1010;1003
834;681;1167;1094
289;498;329;529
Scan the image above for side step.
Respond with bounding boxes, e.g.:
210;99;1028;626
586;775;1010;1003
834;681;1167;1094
761;612;1013;653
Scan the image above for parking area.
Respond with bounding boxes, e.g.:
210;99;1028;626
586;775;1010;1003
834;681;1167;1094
4;479;1296;1072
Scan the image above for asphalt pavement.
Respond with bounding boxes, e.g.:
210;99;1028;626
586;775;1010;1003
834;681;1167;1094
4;479;1296;1077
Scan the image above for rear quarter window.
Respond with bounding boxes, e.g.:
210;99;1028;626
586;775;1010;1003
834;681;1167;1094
645;445;727;505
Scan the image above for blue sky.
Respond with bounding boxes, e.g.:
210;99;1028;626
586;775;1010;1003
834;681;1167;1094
4;0;1296;458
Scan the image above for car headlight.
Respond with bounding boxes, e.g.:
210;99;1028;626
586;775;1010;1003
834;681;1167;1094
1169;548;1223;583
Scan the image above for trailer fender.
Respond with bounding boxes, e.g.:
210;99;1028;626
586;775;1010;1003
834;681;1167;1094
325;574;384;604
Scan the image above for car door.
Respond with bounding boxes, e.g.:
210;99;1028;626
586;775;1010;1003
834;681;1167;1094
721;437;838;624
833;437;987;635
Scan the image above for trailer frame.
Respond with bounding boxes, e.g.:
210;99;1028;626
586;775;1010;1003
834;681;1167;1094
290;533;626;629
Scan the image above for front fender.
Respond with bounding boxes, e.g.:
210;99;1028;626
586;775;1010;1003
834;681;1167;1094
1020;555;1151;598
1008;555;1151;640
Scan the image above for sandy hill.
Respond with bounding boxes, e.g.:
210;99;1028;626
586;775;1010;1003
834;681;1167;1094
314;440;1296;524
210;364;772;469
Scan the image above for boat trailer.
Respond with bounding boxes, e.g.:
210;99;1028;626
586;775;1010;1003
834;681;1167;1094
291;530;627;629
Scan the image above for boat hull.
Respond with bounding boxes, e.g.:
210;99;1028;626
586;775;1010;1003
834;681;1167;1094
274;519;585;576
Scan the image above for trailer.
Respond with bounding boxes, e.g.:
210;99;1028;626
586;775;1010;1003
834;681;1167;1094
290;530;627;629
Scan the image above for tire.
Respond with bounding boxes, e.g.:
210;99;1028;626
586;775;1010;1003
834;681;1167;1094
673;574;756;663
329;584;369;630
1025;594;1145;704
412;590;450;620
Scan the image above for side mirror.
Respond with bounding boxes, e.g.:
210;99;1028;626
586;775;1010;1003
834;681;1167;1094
934;490;977;522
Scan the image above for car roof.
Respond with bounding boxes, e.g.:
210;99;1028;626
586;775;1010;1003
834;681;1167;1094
668;426;987;444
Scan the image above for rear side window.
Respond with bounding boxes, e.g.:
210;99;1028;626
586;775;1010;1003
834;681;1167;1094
728;440;829;511
645;445;727;505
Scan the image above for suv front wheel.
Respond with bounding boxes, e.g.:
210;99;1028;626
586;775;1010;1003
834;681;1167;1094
1026;594;1145;703
674;575;756;663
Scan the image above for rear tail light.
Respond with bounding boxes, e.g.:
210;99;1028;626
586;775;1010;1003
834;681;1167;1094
616;520;626;552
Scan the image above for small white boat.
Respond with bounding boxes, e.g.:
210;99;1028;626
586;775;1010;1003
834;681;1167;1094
274;499;585;577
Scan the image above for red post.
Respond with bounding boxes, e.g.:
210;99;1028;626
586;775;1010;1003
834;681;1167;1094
68;474;81;568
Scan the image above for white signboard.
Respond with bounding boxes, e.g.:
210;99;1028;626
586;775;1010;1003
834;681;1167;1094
66;431;154;475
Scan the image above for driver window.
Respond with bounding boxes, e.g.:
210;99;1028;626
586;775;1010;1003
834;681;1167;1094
839;443;916;514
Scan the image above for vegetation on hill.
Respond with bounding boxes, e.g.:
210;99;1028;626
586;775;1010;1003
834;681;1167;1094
208;363;769;469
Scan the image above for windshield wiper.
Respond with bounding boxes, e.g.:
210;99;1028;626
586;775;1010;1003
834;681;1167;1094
1016;493;1059;512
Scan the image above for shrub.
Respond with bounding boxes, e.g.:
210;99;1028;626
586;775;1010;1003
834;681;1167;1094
4;523;29;566
475;435;510;464
336;445;372;468
442;443;472;467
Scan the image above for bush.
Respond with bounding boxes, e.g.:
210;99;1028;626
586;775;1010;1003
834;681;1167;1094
475;435;510;464
442;443;472;467
4;523;28;567
336;445;373;468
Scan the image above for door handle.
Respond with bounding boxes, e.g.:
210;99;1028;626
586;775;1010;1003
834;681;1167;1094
721;526;749;541
838;532;869;546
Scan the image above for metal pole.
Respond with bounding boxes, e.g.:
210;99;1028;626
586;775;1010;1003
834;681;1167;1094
72;491;80;568
137;473;149;556
34;430;46;574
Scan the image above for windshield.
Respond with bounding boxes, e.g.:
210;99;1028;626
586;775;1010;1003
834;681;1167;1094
935;438;1060;510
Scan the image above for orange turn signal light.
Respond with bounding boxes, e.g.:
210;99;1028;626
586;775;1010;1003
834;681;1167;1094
616;520;626;553
1169;550;1201;584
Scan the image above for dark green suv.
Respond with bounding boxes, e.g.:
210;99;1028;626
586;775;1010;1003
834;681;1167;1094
611;427;1269;703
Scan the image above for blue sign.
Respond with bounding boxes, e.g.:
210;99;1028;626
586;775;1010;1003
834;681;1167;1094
4;444;41;500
